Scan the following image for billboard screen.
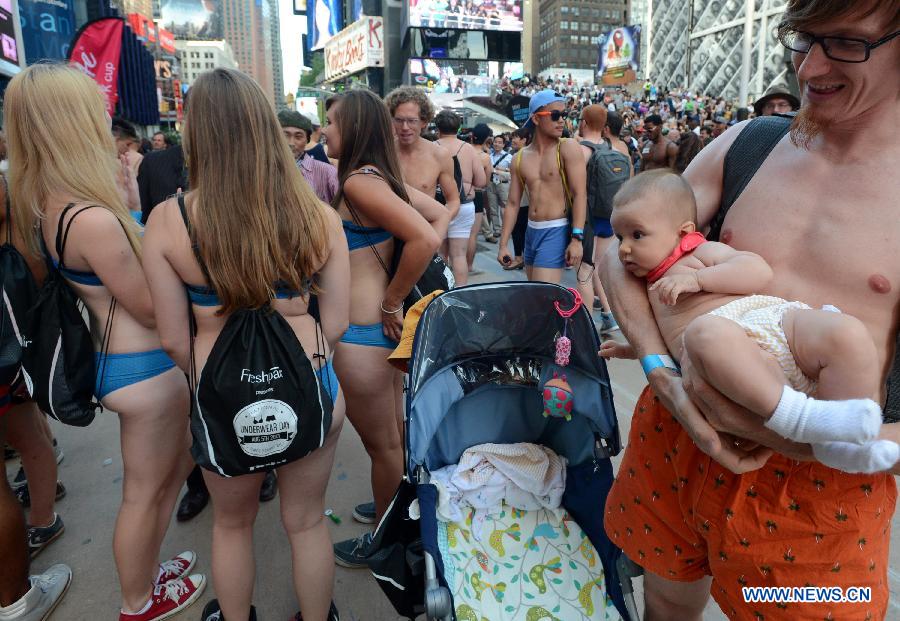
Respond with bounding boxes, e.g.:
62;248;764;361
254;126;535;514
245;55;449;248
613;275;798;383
308;0;342;51
408;0;522;32
159;0;222;40
0;0;23;76
597;24;641;85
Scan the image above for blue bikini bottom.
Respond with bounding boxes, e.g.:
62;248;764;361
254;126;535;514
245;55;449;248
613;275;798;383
94;349;177;400
339;323;399;350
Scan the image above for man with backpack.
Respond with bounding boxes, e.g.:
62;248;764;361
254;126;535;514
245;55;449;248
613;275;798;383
577;105;631;334
602;1;900;618
434;111;488;287
496;90;587;284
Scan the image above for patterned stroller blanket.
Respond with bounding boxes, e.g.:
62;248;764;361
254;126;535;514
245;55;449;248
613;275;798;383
438;503;622;621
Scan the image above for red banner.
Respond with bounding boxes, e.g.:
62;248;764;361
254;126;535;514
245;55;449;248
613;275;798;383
68;18;124;116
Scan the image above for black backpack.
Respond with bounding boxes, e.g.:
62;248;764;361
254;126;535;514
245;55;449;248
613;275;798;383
344;169;454;312
23;205;116;426
581;140;631;220
435;143;466;205
0;182;39;387
178;197;333;476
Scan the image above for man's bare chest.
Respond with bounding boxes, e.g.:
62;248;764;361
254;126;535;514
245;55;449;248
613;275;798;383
399;152;440;193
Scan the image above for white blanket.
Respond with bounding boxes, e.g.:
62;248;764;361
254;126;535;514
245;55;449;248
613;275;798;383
430;443;567;540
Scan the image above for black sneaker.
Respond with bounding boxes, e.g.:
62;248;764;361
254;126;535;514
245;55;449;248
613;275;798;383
201;599;258;621
27;513;65;559
53;438;64;464
3;445;17;460
290;601;340;621
333;532;373;569
592;296;603;311
352;501;376;524
16;481;67;509
259;470;277;503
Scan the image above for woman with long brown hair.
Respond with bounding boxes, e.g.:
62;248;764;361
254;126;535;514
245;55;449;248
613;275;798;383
143;68;349;621
5;64;204;620
323;90;447;568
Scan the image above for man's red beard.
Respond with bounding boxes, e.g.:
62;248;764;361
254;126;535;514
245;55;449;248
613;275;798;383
790;105;834;150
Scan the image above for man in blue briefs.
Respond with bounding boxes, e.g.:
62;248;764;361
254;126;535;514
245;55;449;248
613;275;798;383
497;90;587;284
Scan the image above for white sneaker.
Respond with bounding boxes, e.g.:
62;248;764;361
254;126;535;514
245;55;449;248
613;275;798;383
0;564;72;621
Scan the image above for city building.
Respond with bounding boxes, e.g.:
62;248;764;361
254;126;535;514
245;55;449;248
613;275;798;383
176;39;238;87
522;0;540;74
222;0;278;105
269;0;286;109
537;0;630;72
648;0;792;102
116;0;154;15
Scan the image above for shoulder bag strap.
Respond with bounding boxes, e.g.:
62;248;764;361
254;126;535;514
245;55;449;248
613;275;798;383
557;139;573;213
343;169;393;280
176;193;214;287
514;149;524;187
707;115;791;242
55;203;86;268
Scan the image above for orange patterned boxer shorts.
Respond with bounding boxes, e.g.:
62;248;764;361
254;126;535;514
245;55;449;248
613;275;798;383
605;386;896;620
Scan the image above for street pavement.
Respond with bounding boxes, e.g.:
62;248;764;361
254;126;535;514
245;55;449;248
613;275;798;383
8;243;899;620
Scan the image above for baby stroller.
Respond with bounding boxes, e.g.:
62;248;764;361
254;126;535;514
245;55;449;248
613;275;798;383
368;282;639;620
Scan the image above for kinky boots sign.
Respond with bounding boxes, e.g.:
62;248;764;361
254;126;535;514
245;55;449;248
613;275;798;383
324;16;383;82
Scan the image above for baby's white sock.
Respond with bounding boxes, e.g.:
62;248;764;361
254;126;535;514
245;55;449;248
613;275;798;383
765;385;882;444
812;440;900;474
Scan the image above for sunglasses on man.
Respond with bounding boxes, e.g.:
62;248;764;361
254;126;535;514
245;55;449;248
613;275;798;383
534;109;568;122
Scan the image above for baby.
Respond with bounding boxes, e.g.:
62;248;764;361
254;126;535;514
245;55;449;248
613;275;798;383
601;170;898;473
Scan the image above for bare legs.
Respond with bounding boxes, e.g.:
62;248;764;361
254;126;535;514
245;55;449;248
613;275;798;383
0;420;30;607
643;572;711;621
334;342;403;520
448;237;469;287
105;368;193;612
683;310;878;419
466;214;484;272
5;403;57;527
204;404;343;621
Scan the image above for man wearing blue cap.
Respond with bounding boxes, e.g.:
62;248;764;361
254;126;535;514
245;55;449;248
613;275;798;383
496;90;587;284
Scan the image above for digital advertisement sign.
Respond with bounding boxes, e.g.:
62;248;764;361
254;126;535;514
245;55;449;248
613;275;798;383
0;0;23;76
597;24;641;85
408;0;522;33
159;0;222;40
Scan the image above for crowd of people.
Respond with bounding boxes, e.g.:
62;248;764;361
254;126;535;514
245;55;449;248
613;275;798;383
0;1;898;620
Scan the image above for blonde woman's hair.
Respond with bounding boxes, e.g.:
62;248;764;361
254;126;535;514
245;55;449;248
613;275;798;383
3;63;141;258
183;68;330;314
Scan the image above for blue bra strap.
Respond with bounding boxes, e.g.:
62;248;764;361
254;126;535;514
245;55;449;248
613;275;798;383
342;220;392;251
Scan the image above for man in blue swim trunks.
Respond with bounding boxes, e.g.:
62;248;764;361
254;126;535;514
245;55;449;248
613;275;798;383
497;90;587;284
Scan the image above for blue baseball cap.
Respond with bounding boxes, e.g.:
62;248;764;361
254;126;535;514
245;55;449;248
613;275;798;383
523;90;567;129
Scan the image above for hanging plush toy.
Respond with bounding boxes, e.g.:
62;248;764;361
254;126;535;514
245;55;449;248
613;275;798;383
543;289;583;421
553;288;582;367
543;371;574;421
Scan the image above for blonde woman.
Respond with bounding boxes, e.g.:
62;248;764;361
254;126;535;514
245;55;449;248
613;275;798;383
143;69;349;621
5;64;203;621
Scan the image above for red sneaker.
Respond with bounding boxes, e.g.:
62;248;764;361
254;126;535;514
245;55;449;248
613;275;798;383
119;575;206;621
155;551;196;586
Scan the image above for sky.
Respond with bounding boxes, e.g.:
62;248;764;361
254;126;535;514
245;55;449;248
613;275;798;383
279;0;308;97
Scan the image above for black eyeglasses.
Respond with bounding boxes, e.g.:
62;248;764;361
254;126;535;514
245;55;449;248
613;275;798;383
778;26;900;63
535;110;567;122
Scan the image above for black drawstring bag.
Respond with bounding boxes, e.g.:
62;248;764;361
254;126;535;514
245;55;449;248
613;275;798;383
0;180;39;386
344;168;453;312
179;197;332;476
22;204;115;426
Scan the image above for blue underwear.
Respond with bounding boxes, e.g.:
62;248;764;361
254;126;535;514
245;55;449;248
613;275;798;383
315;360;340;404
94;349;177;400
339;323;399;350
524;218;568;269
592;217;614;239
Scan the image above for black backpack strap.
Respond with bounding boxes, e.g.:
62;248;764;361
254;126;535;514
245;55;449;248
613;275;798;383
176;193;214;287
2;175;10;246
707;115;791;242
55;204;96;268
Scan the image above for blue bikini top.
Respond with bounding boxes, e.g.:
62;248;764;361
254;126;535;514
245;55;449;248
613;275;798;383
342;220;392;251
177;194;307;307
341;167;393;251
43;206;144;287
